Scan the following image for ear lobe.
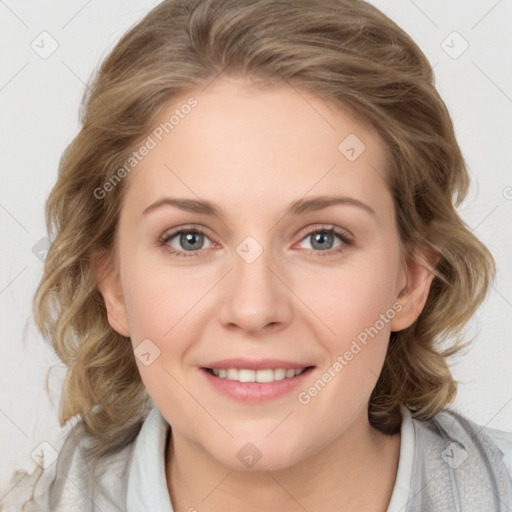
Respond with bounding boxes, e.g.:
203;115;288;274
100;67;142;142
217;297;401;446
390;247;438;332
91;249;130;337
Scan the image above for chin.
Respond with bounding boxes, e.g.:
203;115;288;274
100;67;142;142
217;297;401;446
207;439;307;472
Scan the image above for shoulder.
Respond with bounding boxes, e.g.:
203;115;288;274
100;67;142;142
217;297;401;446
408;406;512;509
480;423;512;480
431;408;512;473
0;419;138;512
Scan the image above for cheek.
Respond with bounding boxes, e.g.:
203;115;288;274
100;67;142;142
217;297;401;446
303;248;400;397
120;246;207;338
311;251;399;337
119;248;219;393
119;258;200;405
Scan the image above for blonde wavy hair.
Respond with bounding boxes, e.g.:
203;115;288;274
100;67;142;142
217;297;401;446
34;0;495;455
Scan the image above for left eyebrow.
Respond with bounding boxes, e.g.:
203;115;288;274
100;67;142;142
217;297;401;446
288;195;376;217
140;194;376;220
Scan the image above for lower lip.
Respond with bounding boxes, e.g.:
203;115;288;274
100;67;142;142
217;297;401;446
200;367;315;402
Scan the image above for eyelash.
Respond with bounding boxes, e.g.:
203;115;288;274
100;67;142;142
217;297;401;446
157;224;353;259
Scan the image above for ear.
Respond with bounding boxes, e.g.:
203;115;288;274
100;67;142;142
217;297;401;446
91;249;130;337
390;245;438;332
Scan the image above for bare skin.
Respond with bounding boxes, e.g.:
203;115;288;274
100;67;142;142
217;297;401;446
96;75;434;511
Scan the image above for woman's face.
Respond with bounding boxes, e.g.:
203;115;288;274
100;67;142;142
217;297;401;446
99;76;431;470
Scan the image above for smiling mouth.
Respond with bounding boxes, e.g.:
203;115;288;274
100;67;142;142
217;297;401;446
202;366;315;383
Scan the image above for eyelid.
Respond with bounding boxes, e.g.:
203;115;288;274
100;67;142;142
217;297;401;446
294;223;354;243
159;223;217;242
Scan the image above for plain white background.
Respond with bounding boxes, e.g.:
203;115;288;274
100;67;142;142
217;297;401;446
1;0;511;496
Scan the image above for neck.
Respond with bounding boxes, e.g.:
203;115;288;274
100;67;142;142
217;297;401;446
165;409;401;512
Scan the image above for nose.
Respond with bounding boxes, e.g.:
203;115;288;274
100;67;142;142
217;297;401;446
218;238;294;336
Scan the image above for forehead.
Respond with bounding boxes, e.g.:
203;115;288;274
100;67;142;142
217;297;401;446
121;76;393;221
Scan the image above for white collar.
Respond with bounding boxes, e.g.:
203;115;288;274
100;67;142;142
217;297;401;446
385;404;415;512
127;406;173;512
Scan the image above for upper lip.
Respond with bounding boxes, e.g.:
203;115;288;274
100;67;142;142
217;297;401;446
203;358;314;370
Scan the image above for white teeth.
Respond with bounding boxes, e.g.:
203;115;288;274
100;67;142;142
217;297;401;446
210;367;307;383
226;368;238;380
273;368;286;381
239;369;256;382
255;369;274;383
